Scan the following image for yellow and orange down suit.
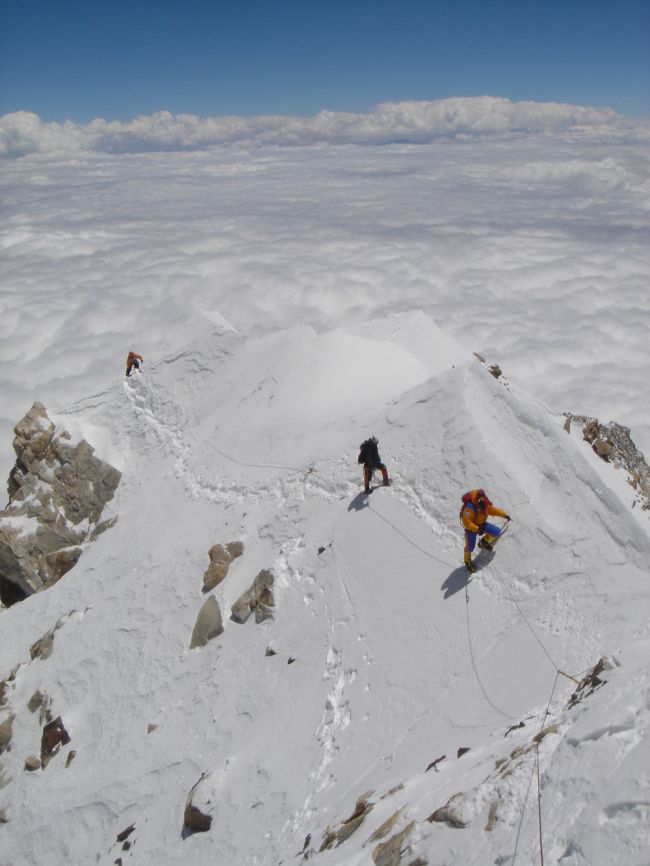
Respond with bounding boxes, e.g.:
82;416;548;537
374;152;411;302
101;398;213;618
460;488;509;569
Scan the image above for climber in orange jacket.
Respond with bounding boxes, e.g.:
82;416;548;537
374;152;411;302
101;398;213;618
125;351;144;377
460;488;510;573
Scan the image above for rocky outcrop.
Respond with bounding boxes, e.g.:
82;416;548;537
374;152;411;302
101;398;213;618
230;569;274;624
203;541;244;591
0;402;121;602
190;596;224;648
564;414;650;509
371;822;417;866
29;610;87;662
317;792;374;852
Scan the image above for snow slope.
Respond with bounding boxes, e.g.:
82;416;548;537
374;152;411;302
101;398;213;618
1;312;649;866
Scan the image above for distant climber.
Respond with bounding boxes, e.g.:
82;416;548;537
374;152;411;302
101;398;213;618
460;488;510;573
358;436;390;494
126;351;144;377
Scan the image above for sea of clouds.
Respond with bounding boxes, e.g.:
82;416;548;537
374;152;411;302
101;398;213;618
1;97;649;481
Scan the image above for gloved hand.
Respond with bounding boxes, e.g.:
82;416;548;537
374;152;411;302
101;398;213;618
477;525;487;535
504;514;511;521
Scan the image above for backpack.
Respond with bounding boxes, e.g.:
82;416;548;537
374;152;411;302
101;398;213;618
460;489;491;515
358;439;376;465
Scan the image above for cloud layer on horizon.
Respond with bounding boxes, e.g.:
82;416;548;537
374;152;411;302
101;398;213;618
2;128;649;485
1;96;648;158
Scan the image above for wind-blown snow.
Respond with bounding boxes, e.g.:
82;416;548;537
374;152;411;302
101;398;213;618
0;314;648;865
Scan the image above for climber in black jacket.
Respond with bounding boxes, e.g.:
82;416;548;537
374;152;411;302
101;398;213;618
358;436;390;494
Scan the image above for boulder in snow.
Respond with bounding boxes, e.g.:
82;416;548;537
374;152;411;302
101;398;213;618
202;541;244;591
426;792;470;828
40;716;70;767
190;596;224;648
230;569;274;624
183;777;213;834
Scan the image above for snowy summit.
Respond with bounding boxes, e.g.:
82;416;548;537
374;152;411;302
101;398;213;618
1;310;648;866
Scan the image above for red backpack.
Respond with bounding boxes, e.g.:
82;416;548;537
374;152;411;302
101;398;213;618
460;489;491;517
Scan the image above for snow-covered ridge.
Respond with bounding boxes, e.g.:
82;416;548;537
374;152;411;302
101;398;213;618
2;96;648;158
0;313;648;865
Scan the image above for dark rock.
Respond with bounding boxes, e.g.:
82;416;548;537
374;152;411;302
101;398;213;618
567;657;610;709
457;747;470;759
116;824;135;843
425;755;445;772
27;690;44;713
183;779;213;834
24;755;41;771
65;749;76;768
41;716;70;767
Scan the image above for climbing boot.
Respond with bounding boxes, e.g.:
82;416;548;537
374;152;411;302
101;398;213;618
478;537;493;551
464;551;477;574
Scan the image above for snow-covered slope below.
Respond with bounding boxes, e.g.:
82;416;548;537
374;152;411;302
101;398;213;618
0;312;648;866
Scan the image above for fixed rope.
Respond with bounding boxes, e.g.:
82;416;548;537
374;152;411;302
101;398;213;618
511;670;560;866
464;582;516;720
366;502;458;569
185;425;342;493
495;568;580;685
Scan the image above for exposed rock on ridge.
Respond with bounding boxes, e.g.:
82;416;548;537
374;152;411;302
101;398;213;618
0;402;121;602
564;413;650;510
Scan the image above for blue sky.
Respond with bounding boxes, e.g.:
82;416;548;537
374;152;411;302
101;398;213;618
1;0;649;121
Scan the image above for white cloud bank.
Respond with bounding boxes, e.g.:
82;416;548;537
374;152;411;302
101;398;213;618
1;113;649;483
1;96;647;158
